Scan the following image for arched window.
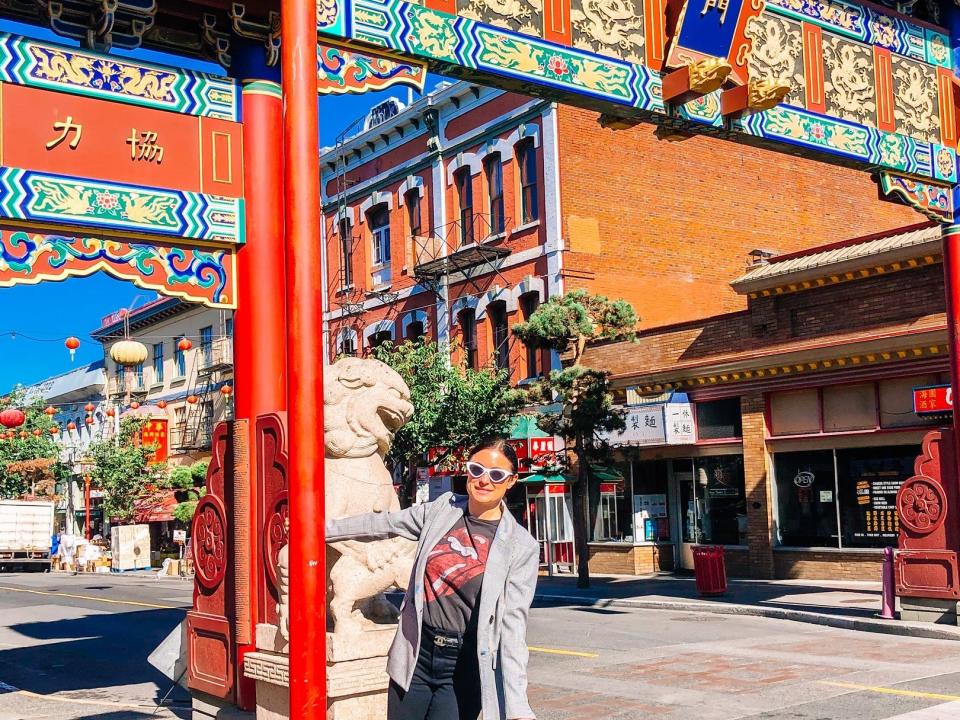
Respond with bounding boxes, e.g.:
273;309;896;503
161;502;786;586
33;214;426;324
484;153;504;235
369;330;393;352
339;329;357;357
516;139;538;223
454;168;474;247
489;300;510;373
459;308;477;370
368;205;391;267
405;189;422;240
339;217;354;288
520;292;540;378
406;319;425;342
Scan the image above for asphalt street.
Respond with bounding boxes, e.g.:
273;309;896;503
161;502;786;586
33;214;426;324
1;573;960;718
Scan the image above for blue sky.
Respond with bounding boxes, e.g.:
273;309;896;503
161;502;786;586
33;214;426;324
0;18;443;393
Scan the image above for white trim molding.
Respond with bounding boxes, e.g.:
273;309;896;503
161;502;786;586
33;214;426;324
509;123;541;150
450;295;479;324
446;152;482;185
401;309;430;338
335;327;359;356
359;190;394;222
363;319;396;346
476;284;517;320
397;175;425;206
334;206;357;227
479;137;513;161
511;276;546;307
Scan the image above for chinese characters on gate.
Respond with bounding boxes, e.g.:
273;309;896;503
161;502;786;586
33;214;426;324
45;116;165;164
700;0;730;24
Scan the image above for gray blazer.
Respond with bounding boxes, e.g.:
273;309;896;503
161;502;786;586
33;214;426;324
326;492;539;720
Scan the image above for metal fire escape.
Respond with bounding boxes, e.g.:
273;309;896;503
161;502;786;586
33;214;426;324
175;316;233;451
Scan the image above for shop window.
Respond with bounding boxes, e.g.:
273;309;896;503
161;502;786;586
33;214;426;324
692;456;746;545
880;374;940;428
773;450;839;547
455;168;474;246
632;460;670;542
489;300;510;373
485;153;505;234
823;383;876;432
837;446;915;548
695;398;742;440
769;389;820;435
459;308;477;369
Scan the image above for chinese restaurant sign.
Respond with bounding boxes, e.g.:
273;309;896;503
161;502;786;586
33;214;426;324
603;402;695;446
914;384;953;415
317;0;957;185
0;34;244;244
138;418;170;465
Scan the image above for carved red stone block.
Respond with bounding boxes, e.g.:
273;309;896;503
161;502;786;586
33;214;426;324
187;611;235;698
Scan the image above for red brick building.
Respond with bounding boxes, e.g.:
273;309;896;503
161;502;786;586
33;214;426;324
320;80;927;579
585;223;947;580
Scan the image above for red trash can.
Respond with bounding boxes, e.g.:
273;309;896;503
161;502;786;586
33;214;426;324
692;545;727;595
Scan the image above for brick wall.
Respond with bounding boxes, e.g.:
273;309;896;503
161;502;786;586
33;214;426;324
587;543;674;574
774;550;884;581
556;106;920;330
741;393;774;579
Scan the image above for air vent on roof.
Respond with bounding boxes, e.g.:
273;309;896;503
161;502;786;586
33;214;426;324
748;248;777;266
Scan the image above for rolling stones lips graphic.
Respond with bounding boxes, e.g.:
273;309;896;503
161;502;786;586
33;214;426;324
425;528;491;601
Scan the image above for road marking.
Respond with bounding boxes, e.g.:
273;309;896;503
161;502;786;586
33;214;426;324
0;585;176;610
819;681;960;702
12;688;172;711
528;645;599;658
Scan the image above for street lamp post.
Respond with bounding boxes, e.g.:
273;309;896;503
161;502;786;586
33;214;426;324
83;475;91;540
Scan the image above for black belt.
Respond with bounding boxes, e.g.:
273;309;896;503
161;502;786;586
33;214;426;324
423;626;470;649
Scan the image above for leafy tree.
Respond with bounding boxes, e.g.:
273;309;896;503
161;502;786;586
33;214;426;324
173;486;207;525
514;290;638;588
168;466;195;490
372;340;525;506
190;460;209;485
87;417;166;524
0;389;63;499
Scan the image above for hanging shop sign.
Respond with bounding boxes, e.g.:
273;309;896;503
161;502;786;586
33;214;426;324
137;419;169;465
603;401;696;446
914;384;952;415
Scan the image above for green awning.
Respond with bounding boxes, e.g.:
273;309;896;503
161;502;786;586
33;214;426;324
520;472;569;484
590;465;624;482
509;415;551;440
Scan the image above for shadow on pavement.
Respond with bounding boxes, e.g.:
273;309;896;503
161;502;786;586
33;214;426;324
0;607;190;711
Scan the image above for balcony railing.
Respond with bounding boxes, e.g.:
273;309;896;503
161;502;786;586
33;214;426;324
198;337;233;371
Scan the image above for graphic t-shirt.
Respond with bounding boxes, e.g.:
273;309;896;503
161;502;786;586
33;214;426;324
422;512;500;635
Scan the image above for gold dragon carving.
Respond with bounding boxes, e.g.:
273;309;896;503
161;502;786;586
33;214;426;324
688;58;732;94
892;59;939;145
822;36;876;127
459;0;542;35
571;0;644;64
745;13;804;106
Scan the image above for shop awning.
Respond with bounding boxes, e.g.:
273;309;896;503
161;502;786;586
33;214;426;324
134;490;178;523
521;472;569;484
510;415;551;439
590;465;624;482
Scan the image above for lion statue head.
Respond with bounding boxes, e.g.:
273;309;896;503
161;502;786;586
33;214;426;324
324;357;414;459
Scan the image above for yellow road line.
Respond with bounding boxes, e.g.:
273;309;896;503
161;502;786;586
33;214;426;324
0;584;177;610
528;645;599;658
819;681;960;702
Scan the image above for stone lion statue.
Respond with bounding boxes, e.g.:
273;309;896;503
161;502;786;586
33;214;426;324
324;357;417;635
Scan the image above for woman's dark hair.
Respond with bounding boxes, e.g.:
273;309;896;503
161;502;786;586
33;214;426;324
468;438;519;474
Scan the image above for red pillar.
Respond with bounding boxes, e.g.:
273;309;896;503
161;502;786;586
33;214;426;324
281;1;326;715
942;224;960;464
235;78;287;706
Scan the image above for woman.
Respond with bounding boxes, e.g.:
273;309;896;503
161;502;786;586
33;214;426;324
326;439;539;720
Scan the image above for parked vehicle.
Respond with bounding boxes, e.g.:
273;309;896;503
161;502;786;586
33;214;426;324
0;500;54;571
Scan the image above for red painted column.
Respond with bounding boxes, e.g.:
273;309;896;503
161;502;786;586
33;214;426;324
942;224;960;465
281;1;326;715
84;476;91;541
235;78;287;706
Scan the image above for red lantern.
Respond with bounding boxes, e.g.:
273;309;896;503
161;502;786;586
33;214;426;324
130;401;141;410
32;429;41;437
157;400;168;409
44;406;56;417
49;426;59;435
4;431;13;440
18;431;27;439
85;417;94;426
178;338;193;352
187;395;198;405
220;385;233;397
65;336;80;361
106;408;116;418
84;403;95;414
0;409;25;428
66;421;76;432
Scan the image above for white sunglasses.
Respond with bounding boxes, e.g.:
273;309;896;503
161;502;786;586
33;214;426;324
465;461;514;484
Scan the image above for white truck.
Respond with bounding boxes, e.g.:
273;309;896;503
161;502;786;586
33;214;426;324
0;500;54;571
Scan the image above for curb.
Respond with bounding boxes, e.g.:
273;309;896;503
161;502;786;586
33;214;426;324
534;592;960;641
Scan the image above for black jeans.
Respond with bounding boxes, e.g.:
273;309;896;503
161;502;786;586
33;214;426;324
388;625;482;720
